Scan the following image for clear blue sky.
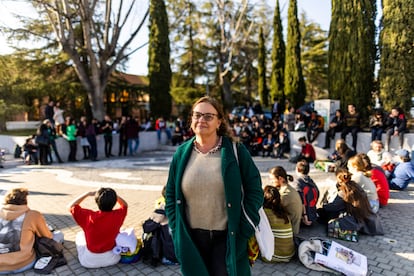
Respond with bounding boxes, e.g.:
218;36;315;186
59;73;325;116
0;0;332;76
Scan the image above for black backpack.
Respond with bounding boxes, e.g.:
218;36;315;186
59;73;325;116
141;209;178;267
33;237;67;274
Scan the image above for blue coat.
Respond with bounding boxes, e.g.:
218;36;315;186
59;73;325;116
165;136;263;276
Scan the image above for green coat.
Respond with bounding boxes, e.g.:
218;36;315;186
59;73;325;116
165;136;263;276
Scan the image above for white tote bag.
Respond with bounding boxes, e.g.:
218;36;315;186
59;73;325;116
233;143;274;261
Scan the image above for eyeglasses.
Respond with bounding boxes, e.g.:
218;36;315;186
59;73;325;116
192;112;218;121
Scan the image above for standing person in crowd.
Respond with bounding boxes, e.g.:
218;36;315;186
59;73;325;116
348;155;379;213
359;153;390;207
0;188;53;274
290;136;316;163
85;118;98;161
118;116;128;156
292;160;319;226
78;116;90;160
389;149;414;190
44;100;55;125
35;120;51;165
65;117;78;162
369;109;386;142
306;110;324;144
101;115;114;158
341;104;361;151
68;188;128;268
53;101;65;135
367;140;386;166
165;96;263;276
126;116;140;156
262;185;295;263
385;107;407;151
268;166;302;235
271;97;281;121
323;109;344;149
45;119;63;164
283;106;296;131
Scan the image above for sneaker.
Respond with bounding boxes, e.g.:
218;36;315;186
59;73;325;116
161;257;179;265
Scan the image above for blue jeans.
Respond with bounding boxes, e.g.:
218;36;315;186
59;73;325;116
371;128;383;141
128;138;139;155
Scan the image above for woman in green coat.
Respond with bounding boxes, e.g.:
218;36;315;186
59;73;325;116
165;96;263;276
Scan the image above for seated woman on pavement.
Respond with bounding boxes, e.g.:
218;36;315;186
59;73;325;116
292;160;319;226
389;149;414;190
268;166;303;236
347;155;380;213
0;188;53;274
317;169;382;235
68;188;128;268
262;185;295;263
359;153;390;207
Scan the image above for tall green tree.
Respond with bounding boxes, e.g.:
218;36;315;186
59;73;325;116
300;13;329;100
328;0;376;119
257;27;268;106
148;0;172;118
379;0;414;113
270;0;285;107
284;0;306;108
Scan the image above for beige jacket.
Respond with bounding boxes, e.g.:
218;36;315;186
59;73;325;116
0;204;52;272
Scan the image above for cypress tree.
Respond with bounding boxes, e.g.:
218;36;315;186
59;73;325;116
328;0;376;120
270;0;285;106
148;0;172;118
284;0;306;108
379;0;414;113
257;27;269;107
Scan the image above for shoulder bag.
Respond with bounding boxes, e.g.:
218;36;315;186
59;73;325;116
233;142;274;261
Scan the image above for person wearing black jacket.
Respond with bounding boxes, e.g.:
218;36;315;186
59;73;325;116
385;107;407;151
323;109;344;149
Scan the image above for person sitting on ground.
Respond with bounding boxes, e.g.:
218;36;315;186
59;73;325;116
290;136;316;163
22;137;38;165
269;166;303;235
366;140;387;167
262;185;295;263
292;160;319;226
389;149;414;190
333;139;356;170
359;153;390;207
68;188;128;268
317;169;374;227
0;188;53;274
347;155;380;213
273;129;290;159
381;151;396;179
262;132;275;157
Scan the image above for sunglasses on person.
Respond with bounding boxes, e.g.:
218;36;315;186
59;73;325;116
192;112;218;121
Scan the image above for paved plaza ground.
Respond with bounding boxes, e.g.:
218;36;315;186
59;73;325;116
0;147;413;275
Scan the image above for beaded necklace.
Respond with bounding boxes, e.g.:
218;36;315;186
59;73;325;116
193;136;223;154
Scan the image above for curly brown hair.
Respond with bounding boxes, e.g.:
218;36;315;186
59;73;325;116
4;188;29;205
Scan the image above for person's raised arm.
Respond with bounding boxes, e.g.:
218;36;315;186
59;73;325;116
116;194;128;208
67;191;95;211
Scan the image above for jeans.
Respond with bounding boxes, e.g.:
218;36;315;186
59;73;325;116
371;128;383;142
128;138;140;155
104;135;113;157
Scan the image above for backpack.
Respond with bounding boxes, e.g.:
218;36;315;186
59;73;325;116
14;145;22;159
33;237;67;274
297;177;319;223
141;209;178;267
